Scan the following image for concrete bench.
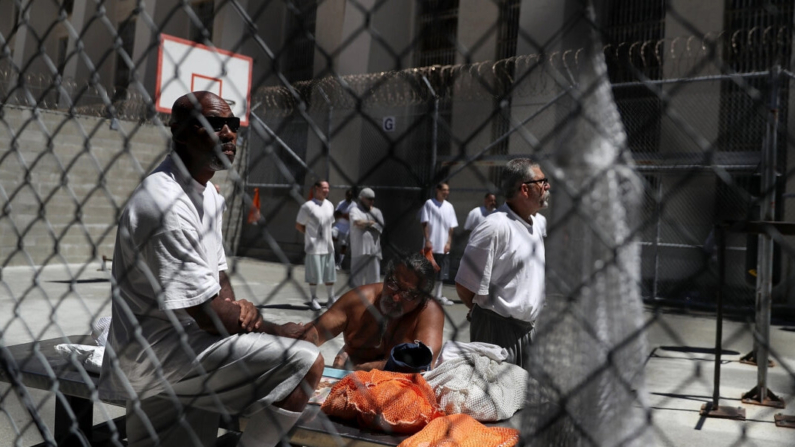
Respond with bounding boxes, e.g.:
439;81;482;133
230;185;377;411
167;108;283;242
0;336;411;446
1;336;522;447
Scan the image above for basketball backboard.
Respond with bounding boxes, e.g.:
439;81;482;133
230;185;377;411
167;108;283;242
156;34;253;126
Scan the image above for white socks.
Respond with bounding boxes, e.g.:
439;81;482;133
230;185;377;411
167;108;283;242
327;286;335;302
433;282;443;299
239;405;302;447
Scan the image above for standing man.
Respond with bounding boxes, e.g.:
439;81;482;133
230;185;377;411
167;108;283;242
455;158;550;367
420;182;458;306
296;180;337;310
348;188;384;287
332;189;355;270
464;192;497;231
100;91;324;447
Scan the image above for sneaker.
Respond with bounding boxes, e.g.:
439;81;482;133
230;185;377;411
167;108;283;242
436;296;455;306
335;264;341;271
309;298;321;310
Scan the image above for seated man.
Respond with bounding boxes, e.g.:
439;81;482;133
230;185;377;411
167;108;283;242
100;91;323;447
297;253;444;370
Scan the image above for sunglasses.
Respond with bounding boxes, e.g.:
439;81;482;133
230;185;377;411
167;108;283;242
191;116;241;132
523;178;549;186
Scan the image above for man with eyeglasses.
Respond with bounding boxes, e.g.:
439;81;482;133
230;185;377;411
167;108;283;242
455;158;550;367
100;91;324;447
292;252;444;371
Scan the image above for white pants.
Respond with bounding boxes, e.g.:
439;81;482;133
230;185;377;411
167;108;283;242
125;333;319;447
350;255;380;287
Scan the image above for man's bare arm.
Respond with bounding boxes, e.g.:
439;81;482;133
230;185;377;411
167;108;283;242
218;271;262;331
422;222;432;250
295;223;306;233
444;227;454;253
219;271;236;301
300;292;352;345
412;299;446;365
186;292;282;336
456;282;476;309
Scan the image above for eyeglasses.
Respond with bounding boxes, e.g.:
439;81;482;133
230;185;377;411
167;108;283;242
384;276;423;302
523;178;549;186
192;116;241;132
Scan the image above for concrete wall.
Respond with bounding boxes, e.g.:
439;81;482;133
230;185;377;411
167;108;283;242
0;106;170;266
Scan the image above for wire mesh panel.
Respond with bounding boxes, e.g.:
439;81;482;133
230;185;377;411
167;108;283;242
2;1;795;447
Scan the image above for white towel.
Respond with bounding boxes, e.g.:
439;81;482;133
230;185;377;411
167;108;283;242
55;344;105;374
433;340;508;367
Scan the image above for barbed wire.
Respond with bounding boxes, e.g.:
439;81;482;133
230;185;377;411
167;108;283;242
1;26;791;120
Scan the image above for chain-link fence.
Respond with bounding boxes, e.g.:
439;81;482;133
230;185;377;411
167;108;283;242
2;1;795;446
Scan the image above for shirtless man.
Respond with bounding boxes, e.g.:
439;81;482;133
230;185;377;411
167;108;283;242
297;252;444;370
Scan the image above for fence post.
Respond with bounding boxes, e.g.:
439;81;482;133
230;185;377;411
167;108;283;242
700;224;746;420
421;75;438;185
317;86;332;180
652;176;663;299
741;65;785;408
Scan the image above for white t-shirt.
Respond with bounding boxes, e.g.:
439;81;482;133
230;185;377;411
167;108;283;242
100;156;226;400
464;206;493;231
349;203;384;258
455;203;545;323
534;213;547;237
333;199;355;234
296;198;335;255
419;198;458;254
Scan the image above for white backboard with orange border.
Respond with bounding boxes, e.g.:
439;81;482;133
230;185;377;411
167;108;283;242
156;34;253;126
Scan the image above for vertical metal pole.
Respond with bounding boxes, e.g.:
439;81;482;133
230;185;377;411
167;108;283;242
712;225;725;409
421;76;438;183
326;106;332;180
755;65;780;402
653;177;663;299
317;87;332;181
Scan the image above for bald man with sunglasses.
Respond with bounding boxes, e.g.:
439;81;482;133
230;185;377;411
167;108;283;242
101;91;323;447
294;253;445;371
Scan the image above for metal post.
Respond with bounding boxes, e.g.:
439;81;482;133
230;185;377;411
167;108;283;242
741;65;786;408
712;225;725;408
421;75;438;184
316;87;332;180
700;224;745;420
652;177;662;299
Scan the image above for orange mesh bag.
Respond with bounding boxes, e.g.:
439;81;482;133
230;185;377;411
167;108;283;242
398;413;519;447
321;369;444;434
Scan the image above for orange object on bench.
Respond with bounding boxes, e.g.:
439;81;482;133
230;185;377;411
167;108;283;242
398;413;519;447
321;369;444;434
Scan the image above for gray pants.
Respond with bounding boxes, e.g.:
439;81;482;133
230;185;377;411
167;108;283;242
470;305;535;368
350;255;380;287
126;333;319;447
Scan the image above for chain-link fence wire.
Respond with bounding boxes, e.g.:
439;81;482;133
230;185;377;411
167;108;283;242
2;0;795;446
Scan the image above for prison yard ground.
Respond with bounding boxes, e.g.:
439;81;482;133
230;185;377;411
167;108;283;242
1;258;793;446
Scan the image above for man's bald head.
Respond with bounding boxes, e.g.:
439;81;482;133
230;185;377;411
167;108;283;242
170;91;229;134
168;91;238;183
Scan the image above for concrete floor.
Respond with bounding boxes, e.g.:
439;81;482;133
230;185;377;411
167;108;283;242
1;258;793;446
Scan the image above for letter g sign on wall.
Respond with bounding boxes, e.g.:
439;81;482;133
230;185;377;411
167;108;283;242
382;116;396;132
